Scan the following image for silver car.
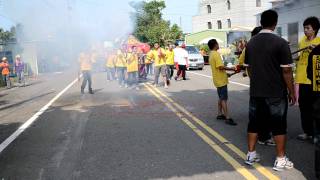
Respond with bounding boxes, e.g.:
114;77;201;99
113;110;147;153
186;45;204;70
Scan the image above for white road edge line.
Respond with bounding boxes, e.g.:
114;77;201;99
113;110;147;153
188;71;250;88
0;77;79;153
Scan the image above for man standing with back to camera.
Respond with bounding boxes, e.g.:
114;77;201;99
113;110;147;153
244;10;296;171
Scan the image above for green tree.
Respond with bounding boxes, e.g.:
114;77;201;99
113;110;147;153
130;0;183;46
0;28;15;44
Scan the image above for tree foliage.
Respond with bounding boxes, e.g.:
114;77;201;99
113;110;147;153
0;28;15;44
130;0;183;46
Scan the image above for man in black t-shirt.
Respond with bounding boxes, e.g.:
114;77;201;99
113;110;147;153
244;10;296;171
307;44;320;179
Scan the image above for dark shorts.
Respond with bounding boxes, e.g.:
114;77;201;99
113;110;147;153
217;85;228;100
248;97;288;136
314;97;320;178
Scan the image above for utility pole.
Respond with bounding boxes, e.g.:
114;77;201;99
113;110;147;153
179;16;182;28
66;0;74;63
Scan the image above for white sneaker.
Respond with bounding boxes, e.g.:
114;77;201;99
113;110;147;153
245;152;260;166
297;133;312;141
273;156;294;171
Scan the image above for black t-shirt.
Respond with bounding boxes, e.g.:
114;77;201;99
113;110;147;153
245;32;293;97
307;44;320;95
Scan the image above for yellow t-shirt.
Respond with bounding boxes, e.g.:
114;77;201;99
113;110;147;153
209;50;228;88
115;52;127;68
79;53;94;71
238;48;245;65
106;54;116;68
126;53;139;72
296;36;320;84
150;48;166;66
165;50;175;65
146;51;153;64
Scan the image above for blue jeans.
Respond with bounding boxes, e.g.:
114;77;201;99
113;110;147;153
2;74;11;88
146;63;153;75
117;67;127;86
16;71;25;84
81;71;92;91
128;71;138;87
106;67;115;81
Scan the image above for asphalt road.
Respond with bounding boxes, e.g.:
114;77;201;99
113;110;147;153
0;67;316;180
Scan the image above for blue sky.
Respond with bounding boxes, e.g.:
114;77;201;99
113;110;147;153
0;0;198;33
163;0;198;33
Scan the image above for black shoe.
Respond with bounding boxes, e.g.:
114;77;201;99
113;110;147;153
216;115;226;120
174;77;178;81
89;89;94;94
225;118;237;126
81;89;84;94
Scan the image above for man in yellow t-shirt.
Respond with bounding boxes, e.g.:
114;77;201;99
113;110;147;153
146;50;154;76
149;43;168;88
296;17;320;141
126;47;139;90
115;49;127;87
106;50;116;81
208;39;237;126
79;51;95;94
165;44;175;80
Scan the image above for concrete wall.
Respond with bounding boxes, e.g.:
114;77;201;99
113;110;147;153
274;0;320;41
256;0;320;51
192;0;271;33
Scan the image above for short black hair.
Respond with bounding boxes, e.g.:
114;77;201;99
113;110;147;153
251;26;263;37
208;39;218;50
303;16;320;36
174;42;179;46
260;10;278;28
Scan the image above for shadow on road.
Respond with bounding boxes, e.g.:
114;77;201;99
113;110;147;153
0;91;55;111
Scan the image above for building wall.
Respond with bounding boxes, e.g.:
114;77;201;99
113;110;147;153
192;0;271;33
256;0;320;51
274;0;320;41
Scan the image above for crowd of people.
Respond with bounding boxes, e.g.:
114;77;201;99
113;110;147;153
0;55;26;89
78;42;193;94
78;9;320;178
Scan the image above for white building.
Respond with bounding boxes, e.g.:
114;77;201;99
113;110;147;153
261;0;320;51
192;0;271;33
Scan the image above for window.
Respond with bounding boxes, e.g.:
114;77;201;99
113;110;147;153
256;0;261;7
288;22;299;51
217;20;222;29
227;19;231;28
207;5;212;14
208;22;212;29
227;0;231;10
276;27;282;37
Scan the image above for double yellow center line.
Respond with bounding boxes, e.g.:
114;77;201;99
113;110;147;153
144;83;279;180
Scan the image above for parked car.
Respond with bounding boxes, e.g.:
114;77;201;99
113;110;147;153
185;45;204;70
